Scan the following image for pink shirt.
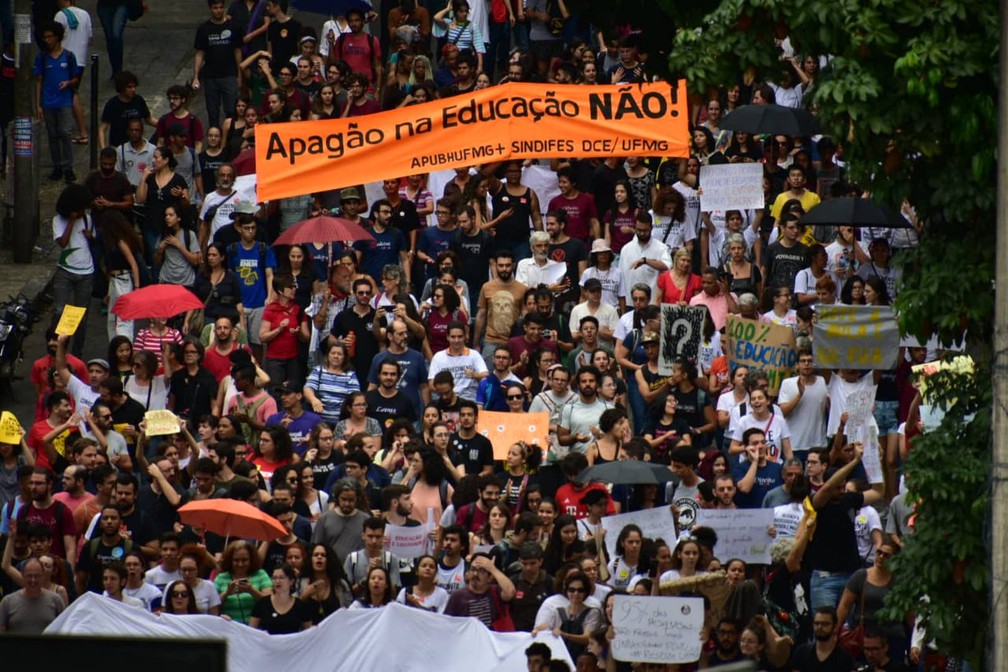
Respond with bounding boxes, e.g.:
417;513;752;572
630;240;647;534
689;291;737;331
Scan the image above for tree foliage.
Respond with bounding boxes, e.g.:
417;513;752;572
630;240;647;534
659;0;997;666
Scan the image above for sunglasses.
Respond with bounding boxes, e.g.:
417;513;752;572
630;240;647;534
566;586;586;594
171;591;190;598
507;394;524;400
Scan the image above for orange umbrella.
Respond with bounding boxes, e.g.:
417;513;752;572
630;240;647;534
178;499;286;542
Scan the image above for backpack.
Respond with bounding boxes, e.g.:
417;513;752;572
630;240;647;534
227;241;268;277
349;549;393;584
557;607;592;657
86;536;135;566
335;33;378;86
233;392;270;445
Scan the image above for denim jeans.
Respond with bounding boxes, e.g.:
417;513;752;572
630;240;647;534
486;20;510;81
203;76;238;129
53;268;93;356
97;3;129;75
42;107;75;171
810;569;851;610
512;21;530;51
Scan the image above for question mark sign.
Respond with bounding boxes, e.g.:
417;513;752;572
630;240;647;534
672;318;693;356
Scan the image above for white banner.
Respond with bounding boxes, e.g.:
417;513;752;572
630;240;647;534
695;509;774;564
698;163;764;212
601;507;677;560
611;595;705;664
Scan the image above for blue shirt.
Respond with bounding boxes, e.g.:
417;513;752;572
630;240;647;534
417;226;457;280
366;348;428;415
731;460;783;509
265;410;323;456
356;226;406;284
229;241;277;309
34;49;77;109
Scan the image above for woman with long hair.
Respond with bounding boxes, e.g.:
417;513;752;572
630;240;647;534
177;546;222;614
299;543;353;623
303;341;360;424
376;420;418;474
190;241;246;337
223;97;250;157
624;156;656;212
643;393;693;463
761;285;798;331
475;501;512;547
249;563;312;633
108;335;135;384
101;210;143;340
544;515;587;575
407;447;454;525
349;565;395;609
503;382;529;414
522;349;557;400
840;275;866;306
252;425;296;487
163;579;201;615
309;83;339;120
725;130;763;163
794;244;829;307
214;540;272;624
134;146;189;267
296;462;328;525
603;180;639;257
649;188;687;249
607;524;648;591
125;349;168;411
657;537;705;584
397;554;449;613
282;244;317;312
333;392;382;451
500;441;541;512
425;282;467;355
155;202;201;288
419;404;441;447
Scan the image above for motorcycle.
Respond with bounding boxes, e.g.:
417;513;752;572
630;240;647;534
0;294;33;383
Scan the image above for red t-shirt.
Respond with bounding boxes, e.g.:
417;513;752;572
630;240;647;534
204;342;249;382
548;192;598;243
27;420;79;472
657;272;703;304
262;301;305;360
507;335;559;378
16;500;77;559
32;354;88;422
336;33;382;86
555;483;616;520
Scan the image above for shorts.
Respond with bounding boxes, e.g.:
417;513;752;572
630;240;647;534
873;400;899;435
245;306;264;345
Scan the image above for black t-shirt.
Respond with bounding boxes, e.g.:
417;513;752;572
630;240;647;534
435;397;463;433
547;237;589;311
365;389;417;430
169;367;218;422
294;79;321;101
194;18;243;79
672;386;708;432
266;17;303;72
308;452;344;491
227;0;268;53
764;240;809;290
199;151;229;193
84;170;134;205
111;396;146;430
78;538;134;592
118;507;159;547
250;596;310;634
388;198;421;241
136;486;182;538
789;642;855;672
450;432;494;476
805;491;864;572
507;572;553;632
101;94;152;147
330;306;378;383
450;230;492;305
588;163;628;217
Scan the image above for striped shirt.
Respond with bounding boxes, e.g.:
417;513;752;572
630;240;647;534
305;366;361;423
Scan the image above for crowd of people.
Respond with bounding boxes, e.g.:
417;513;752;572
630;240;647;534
0;0;955;671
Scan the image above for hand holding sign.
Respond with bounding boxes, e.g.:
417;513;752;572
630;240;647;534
611;595;704;664
0;411;23;444
55;305;87;336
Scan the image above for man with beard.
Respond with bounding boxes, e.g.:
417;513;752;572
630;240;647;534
515;231;567;293
507;312;558;379
31;328;87;400
533;288;573;357
83;148;134;220
474;251;527;366
358;198;409;287
617;211;672;303
380;485;419;528
202;314;249;383
449;205;492;311
381;178;422;259
198;163;240;247
16;469;76;565
365;360;417;428
543;210;587;314
702;618;747;667
789;606;855;671
87;401;130;469
367;318;429;416
53;465;92;515
557;366;612;456
75;505;132;594
547;166;600;246
330;278;379;384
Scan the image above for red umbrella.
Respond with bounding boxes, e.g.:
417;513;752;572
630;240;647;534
178;499;287;542
273;215;375;246
111;284;205;320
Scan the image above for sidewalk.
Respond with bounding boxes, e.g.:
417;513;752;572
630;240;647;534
0;0;203;301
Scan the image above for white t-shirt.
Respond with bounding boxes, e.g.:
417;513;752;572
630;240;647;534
427;348;488;402
199;190;240;240
54;7;92;69
717;391;748;440
606;556;641;590
53;214;95;275
396;585;450;613
580;266;625;310
649;212;695;251
124;375;169;411
161;578;222;614
773;502;804;539
435;558;467;594
533;594;602;631
776;376;828;452
733;408;791;463
144;565;181;590
854;505;883;563
125;581;164;611
826;374;879;436
569;302;619;341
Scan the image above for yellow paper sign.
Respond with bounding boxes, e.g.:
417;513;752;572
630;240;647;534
476;410;549;460
0;411;22;444
144;409;181;437
54;305;87;336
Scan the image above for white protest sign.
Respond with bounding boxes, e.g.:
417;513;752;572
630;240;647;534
845;384;883;484
698;163;764;212
384;523;431;559
695;509;774;564
601;507;677;560
611;595;704;664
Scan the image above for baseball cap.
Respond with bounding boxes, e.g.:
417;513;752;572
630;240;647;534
583;278;603;292
275;381;301;395
87;358;110;371
340;187;362;202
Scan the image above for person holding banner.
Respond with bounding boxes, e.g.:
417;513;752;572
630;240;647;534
397;554;449;614
532;569;601;659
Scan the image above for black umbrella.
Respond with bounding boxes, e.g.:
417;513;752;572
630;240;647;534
799;197;912;229
578;460;679;486
721;103;821;136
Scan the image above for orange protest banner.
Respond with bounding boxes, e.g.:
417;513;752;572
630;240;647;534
476;410;550;461
254;81;690;201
